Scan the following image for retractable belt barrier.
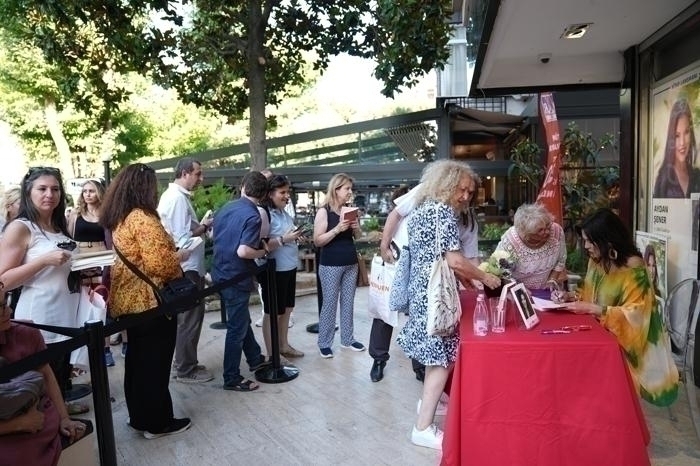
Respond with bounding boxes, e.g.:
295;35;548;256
0;265;261;466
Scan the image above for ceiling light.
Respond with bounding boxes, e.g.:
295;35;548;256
561;23;592;39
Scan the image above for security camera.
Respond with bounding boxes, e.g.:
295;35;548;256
538;53;552;64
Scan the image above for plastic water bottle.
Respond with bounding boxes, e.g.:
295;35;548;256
473;294;488;336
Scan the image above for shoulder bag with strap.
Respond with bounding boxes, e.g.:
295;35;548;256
113;245;199;313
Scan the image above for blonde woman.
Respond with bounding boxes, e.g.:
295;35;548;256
0;187;20;235
67;180;107;252
313;173;365;358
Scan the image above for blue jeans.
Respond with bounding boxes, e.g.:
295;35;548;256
220;287;264;384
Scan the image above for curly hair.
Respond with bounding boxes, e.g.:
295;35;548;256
513;203;554;238
415;160;478;208
100;164;159;230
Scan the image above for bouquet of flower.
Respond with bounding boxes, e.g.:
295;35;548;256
478;250;515;280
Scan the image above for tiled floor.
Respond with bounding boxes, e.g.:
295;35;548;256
72;287;700;465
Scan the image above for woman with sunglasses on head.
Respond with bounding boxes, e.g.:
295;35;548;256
553;208;679;407
0;167;84;414
100;163;192;439
258;174;306;361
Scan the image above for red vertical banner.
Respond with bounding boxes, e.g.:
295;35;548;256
536;92;564;226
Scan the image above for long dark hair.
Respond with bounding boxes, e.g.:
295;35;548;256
579;208;641;273
100;164;159;230
653;98;697;197
17;167;69;235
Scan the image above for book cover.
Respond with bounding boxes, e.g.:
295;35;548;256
341;206;359;222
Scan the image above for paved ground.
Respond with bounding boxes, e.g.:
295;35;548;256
68;284;700;465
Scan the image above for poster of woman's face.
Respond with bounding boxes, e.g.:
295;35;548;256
650;64;700;285
635;231;668;300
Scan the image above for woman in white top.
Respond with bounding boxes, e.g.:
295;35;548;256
490;203;567;291
0;167;80;402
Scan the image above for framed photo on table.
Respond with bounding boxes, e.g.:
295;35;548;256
509;283;540;329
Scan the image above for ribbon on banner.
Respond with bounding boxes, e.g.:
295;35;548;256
536;92;564;226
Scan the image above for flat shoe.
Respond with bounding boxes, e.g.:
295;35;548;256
223;378;259;392
280;346;304;358
66;401;90;415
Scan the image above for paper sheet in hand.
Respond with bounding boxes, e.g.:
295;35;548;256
177;236;203;251
70;250;115;271
341;206;359;222
532;296;568;312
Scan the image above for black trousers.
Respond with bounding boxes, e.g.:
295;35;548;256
368;318;393;362
48;345;72;396
124;313;177;432
368;318;425;376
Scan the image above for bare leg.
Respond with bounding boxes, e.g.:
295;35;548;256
262;314;272;356
416;365;450;430
279;308;293;349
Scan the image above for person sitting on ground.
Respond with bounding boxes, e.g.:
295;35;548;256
0;297;89;466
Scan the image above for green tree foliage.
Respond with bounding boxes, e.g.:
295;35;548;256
156;0;453;169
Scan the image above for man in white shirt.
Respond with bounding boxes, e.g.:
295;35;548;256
158;158;214;383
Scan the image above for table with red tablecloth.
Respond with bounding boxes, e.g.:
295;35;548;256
440;291;650;466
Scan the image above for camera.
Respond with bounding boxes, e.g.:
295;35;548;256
538;53;552;64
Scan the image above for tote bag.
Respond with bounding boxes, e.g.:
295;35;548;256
368;255;398;327
70;285;107;371
426;204;462;336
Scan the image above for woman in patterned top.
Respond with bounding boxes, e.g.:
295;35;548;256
554;208;679;407
396;160;500;451
488;203;567;292
100;163;193;440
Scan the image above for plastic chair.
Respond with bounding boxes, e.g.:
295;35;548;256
664;278;700;444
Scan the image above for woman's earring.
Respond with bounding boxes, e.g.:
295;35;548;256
608;248;618;260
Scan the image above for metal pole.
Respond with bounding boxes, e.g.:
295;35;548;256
102;160;111;186
85;320;117;466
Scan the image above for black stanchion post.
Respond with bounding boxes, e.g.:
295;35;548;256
209;293;227;329
306;246;322;334
255;258;299;383
85;320;117;466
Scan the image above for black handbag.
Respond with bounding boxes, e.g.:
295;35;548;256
113;245;200;312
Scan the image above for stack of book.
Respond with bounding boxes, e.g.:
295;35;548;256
70;250;115;271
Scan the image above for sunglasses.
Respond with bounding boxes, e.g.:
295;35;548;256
24;166;61;179
56;240;77;251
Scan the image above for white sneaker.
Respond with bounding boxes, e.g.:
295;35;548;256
416;398;449;416
411;424;443;450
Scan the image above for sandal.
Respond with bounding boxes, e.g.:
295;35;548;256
280;346;305;358
66;401;90;415
223;378;259;392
